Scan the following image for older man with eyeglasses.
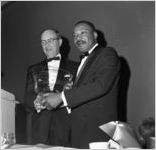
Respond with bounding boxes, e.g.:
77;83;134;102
24;29;77;146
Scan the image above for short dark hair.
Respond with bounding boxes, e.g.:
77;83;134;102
74;20;96;32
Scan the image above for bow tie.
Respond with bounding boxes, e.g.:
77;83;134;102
79;52;89;61
46;56;60;62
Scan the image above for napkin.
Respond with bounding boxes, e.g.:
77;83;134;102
99;121;141;148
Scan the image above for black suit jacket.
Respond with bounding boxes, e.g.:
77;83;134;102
64;45;121;148
24;58;78;145
25;58;77;110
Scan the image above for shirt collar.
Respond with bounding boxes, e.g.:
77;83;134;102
56;53;61;59
47;53;61;59
88;43;98;55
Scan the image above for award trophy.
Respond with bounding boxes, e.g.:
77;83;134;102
32;68;73;113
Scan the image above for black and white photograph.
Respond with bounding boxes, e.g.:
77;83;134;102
1;1;155;149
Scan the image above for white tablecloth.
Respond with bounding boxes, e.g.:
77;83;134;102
5;144;77;150
1;89;16;135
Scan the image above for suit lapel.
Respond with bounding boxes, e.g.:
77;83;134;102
56;58;66;78
53;58;67;92
75;45;103;86
74;57;89;85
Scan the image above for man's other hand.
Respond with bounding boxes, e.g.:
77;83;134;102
42;92;63;109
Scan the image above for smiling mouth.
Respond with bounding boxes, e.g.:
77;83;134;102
45;48;53;52
76;40;86;47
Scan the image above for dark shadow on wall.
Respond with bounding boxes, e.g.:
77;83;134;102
60;36;71;59
96;29;130;122
96;30;107;47
117;56;131;122
60;36;79;77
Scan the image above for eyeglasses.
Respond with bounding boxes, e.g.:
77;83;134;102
41;37;59;46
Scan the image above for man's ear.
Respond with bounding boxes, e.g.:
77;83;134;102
59;38;63;46
93;31;98;39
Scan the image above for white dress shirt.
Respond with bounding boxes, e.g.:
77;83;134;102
47;54;61;91
61;43;98;114
76;43;98;77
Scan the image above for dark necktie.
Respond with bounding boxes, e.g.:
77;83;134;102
46;56;60;62
79;52;89;61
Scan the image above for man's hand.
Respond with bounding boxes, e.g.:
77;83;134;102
63;81;73;90
42;92;63;109
34;94;46;113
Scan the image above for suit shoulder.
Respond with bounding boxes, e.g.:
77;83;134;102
27;60;45;73
62;58;79;74
99;46;119;57
65;59;79;67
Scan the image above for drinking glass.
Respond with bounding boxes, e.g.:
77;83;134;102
1;132;16;149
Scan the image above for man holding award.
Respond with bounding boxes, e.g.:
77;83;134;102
41;21;121;148
24;28;74;146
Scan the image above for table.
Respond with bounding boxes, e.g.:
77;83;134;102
4;144;77;150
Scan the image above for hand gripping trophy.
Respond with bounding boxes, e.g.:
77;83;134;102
32;68;73;113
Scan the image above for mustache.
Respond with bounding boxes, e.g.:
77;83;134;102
76;40;86;45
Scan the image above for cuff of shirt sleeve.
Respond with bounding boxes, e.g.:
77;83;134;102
61;91;71;114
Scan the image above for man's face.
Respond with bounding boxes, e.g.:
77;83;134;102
41;30;62;58
73;23;97;53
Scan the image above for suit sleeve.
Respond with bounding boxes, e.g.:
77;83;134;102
64;47;121;108
24;66;37;112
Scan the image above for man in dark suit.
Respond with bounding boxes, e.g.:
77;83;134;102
24;29;76;146
42;21;121;148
